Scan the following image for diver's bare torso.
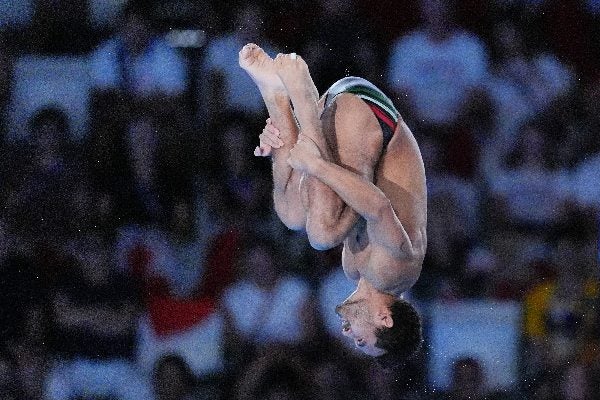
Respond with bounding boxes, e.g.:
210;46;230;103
340;119;427;296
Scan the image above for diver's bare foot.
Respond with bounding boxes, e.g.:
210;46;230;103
273;53;318;103
239;43;287;97
273;52;321;140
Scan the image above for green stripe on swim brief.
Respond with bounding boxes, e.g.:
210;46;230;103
346;86;399;122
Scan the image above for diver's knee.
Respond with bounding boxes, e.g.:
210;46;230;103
307;235;337;251
306;224;341;250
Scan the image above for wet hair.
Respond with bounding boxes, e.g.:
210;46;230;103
374;299;423;369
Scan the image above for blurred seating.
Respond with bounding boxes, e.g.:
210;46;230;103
87;0;127;29
0;0;33;29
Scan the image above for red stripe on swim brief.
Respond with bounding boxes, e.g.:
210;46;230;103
367;103;396;132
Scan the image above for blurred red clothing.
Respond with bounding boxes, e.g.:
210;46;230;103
127;230;238;336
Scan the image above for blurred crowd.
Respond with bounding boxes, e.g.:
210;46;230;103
0;0;599;399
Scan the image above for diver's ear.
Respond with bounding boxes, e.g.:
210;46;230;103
379;312;394;328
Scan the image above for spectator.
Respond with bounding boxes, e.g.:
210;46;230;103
484;20;573;151
461;246;499;298
201;2;277;115
123;115;166;222
221;241;311;363
153;354;219;400
522;260;558;339
123;196;225;301
87;109;195;225
233;350;326;400
387;0;488;126
46;236;151;400
89;1;187;98
545;236;594;359
6;106;77;244
571;150;600;211
294;293;371;400
434;357;488;400
229;250;375;400
424;191;471;283
67;179;119;240
121;196;236;377
568;81;600;209
521;224;598;397
424;133;482;242
486;124;570;229
212;114;273;225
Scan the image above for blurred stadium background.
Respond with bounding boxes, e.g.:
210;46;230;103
0;0;599;399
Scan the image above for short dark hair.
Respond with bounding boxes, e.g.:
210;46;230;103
153;354;196;389
122;0;155;26
29;106;69;134
374;299;423;369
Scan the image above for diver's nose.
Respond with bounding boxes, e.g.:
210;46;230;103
341;321;351;337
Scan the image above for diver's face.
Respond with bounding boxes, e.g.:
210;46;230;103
335;299;387;357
